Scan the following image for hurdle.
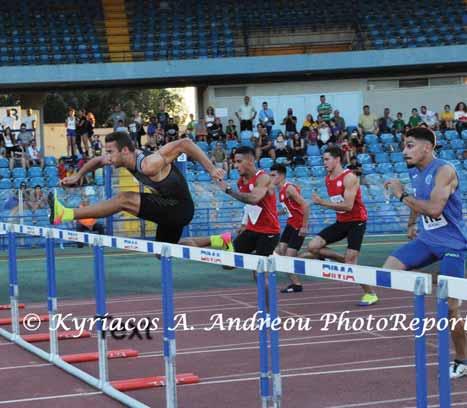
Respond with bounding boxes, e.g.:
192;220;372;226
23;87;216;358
437;275;467;408
1;222;453;408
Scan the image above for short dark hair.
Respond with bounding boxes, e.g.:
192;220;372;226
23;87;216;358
324;146;344;162
320;94;325;98
235;145;256;157
363;105;369;109
105;132;135;152
270;163;286;175
406;127;436;146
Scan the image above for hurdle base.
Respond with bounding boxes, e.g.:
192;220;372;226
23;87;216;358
0;314;49;326
62;348;139;363
111;373;200;392
0;303;25;310
23;330;91;343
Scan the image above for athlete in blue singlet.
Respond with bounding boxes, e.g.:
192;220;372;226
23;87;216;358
384;127;467;379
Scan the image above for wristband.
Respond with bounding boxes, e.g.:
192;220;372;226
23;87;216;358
399;192;409;202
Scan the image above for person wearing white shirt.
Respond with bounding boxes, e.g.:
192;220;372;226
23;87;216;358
65;108;77;157
2;109;16;132
419;105;438;129
27;140;43;167
258;101;275;136
235;96;256;131
23;109;37;130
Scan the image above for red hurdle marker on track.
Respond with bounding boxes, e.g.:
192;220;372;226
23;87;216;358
62;349;139;364
111;373;200;392
22;330;91;343
0;314;49;326
0;304;25;310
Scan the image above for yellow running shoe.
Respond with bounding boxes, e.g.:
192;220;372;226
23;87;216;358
358;293;379;306
48;192;74;225
220;232;234;251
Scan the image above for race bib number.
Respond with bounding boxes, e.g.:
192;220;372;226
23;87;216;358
330;195;346;214
422;214;448;230
281;203;292;218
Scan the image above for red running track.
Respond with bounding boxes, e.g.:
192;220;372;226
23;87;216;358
0;281;466;407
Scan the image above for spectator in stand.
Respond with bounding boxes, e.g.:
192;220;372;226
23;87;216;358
440;104;454;131
108;104;126;130
76;197;105;245
329;119;341;143
86;110;96;129
196;119;208;142
115;120;128;134
128;114;142;148
303;114;318;130
408;108;422;128
165;117;179;142
349;128;365;154
378;107;394;134
23;109;37;133
27;140;43;168
255;123;275;161
358;105;378;135
339;136;351;164
317;119;331;148
90;134;102;157
2;109;17;133
282;108;297;138
419;105;439;129
65;108;77;157
78;109;92;156
331;110;346;132
393;112;405;133
208;117;224;142
155;122;165;146
146;116;157;143
205;106;216;130
185;113;197;140
454;101;467;133
236;96;256;131
10;181;30;216
156;102;169;129
211;142;228;172
347;156;362;178
58;158;67;179
225;119;238;140
1;127;25;169
291;132;306;164
227;147;237;175
317;95;332;123
0;139;6;159
17;123;34;148
25;185;48;214
274;133;291;162
258;101;275;136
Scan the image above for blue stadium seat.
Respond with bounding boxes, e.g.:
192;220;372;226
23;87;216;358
439;150;456;160
186;173;196;182
450;139;464;150
294;166;309;178
445;130;459;140
275;157;288;165
380;133;394;144
28;167;42;178
362;164;375;175
462;130;467;141
364;134;379;145
306;145;321;157
449;160;462;172
311;166;326;177
376;163;393;174
28;177;45;188
394;162;408;173
0;168;10;178
259;158;273;169
196;141;209;152
375;153;390;163
464;160;467;170
12;168;26;178
226;140;238;150
368;144;383;153
357;153;372;164
229;169;239;180
0;158;8;168
13;178;26;188
0;179;12;189
308;156;323;166
390;152;404;162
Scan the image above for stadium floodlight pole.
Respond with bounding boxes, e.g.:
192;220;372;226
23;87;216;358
437;279;451;408
7;225;20;338
256;258;270;408
104;164;113;236
93;237;109;387
46;230;59;358
161;245;178;408
267;256;282;408
413;277;427;408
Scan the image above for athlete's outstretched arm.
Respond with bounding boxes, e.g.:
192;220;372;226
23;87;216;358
142;139;224;179
312;173;358;212
386;165;457;218
219;173;269;205
62;156;107;186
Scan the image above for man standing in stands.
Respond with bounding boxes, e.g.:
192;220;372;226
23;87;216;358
270;163;309;293
236;96;257;132
49;132;224;244
317;95;332;123
384;127;467;379
301;146;378;306
217;145;280;271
